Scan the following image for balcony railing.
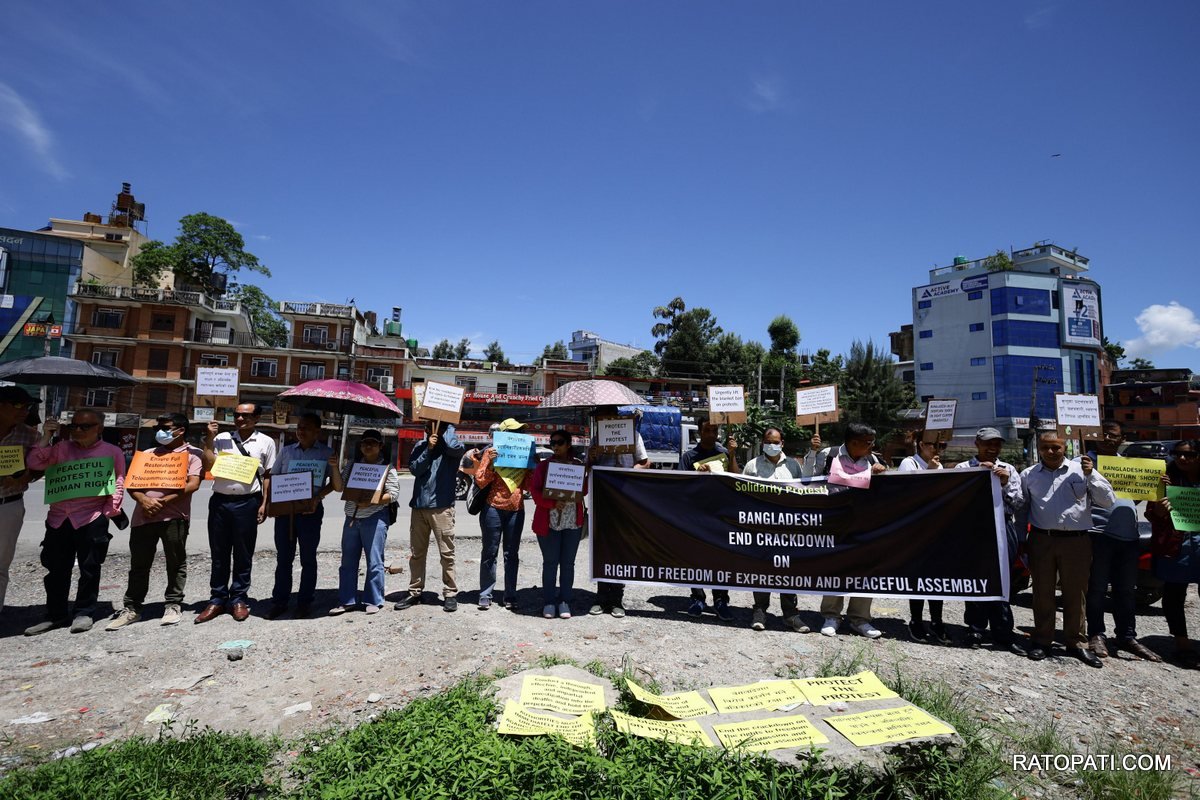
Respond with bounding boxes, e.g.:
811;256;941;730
70;282;243;314
187;330;261;347
279;301;356;319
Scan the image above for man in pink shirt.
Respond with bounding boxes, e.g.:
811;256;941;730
24;409;126;635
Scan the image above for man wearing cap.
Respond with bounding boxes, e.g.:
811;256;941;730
396;420;466;612
25;410;126;634
473;418;532;610
1020;431;1115;666
955;427;1028;655
0;387;41;616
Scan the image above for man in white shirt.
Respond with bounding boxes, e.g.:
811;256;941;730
197;403;277;623
1020;431;1115;666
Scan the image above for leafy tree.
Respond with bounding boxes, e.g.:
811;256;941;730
767;315;800;356
802;348;845;388
130;212;269;289
483;340;505;364
660;308;722;377
453;338;471;360
650;297;687;356
536;340;569;364
838;340;913;443
1102;336;1126;367
431;339;455;360
708;333;761;386
229;284;287;348
603;351;659;379
1129;357;1155;370
982;249;1013;271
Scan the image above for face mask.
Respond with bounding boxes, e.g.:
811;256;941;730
155;428;177;446
762;443;783;457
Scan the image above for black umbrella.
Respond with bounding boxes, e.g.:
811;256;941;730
0;356;138;388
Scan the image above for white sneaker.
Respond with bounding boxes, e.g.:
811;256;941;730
543;604;556;619
105;609;140;631
820;617;839;637
850;620;882;639
557;602;571;619
161;604;182;626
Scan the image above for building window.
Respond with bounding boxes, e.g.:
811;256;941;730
147;348;169;370
1071;351;1097;395
919;362;933;371
918;330;933;339
455;376;477;392
91;349;119;367
86;389;114;407
970;357;987;366
495;382;508;394
972;391;988;401
992;320;1059;348
302;325;327;345
969;323;985;332
990;287;1052;317
917;300;932;310
513;381;532;395
901;370;914;383
92;307;124;328
299;362;326;380
920;395;934;402
199;353;229;367
151;313;175;331
341;328;352;347
251;358;278;378
146;387;168;409
992;355;1063;418
967;291;982;300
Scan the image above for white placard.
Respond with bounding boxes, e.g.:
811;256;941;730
596;417;635;448
195;367;240;398
1054;393;1101;428
270;472;314;504
346;462;387;491
193;407;215;422
924;399;957;430
707;385;746;414
421;381;465;414
795;385;838;416
545;462;586;494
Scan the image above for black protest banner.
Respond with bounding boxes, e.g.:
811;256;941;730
589;468;1007;601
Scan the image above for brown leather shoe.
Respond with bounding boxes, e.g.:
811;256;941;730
194;603;225;624
230;602;251;622
1088;634;1109;659
1119;638;1163;662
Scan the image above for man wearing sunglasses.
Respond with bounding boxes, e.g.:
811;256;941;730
0;386;42;617
25;409;126;635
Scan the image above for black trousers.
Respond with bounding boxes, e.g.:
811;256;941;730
964;600;1015;642
40;516;111;621
208;493;261;605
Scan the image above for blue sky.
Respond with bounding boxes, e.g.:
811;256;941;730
2;1;1198;369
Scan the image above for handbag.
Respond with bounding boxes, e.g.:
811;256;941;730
466;481;489;516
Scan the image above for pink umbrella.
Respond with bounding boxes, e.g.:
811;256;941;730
278;379;402;419
538;379;645;408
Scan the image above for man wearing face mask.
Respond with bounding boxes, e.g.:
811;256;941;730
106;413;203;629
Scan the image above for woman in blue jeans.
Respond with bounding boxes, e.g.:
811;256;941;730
474;418;532;610
529;430;587;619
330;430;401;615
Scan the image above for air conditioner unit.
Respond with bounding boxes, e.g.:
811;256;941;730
378;376;394;393
325;342;337;350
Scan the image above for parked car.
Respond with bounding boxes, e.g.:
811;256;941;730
1120;440;1180;461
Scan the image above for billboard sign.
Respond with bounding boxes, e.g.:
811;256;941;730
914;274;989;303
1062;282;1101;347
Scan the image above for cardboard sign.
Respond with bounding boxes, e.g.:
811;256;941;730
270;472;313;504
1167;486;1200;533
624;678;715;720
518;675;606;716
712;714;829;752
707;680;806;715
828;453;872;489
193;407;215;422
416;381;465;425
923;399;957;443
194;367;240;406
210;452;261;485
544;461;586;501
288;459;328;489
496;700;595;749
44;457;116;504
1096;456;1167;501
707;385;747;424
610;710;713;747
793;671;899;706
0;445;26;476
124;450;189;491
795;385;840;427
342;462;387;503
1054;393;1102;441
823;705;955;748
694;453;727;473
595;416;635;454
494;431;536;469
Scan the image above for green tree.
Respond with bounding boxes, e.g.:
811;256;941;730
650;297;687;356
603;351;659;379
767;315;800;356
483;340;506;364
130;212;269;289
431;339;455;360
660;308;722;377
708;333;762;386
839;340;913;443
536;340;569;364
802;348;845;388
453;338;471;359
229;284;287;348
982;249;1013;271
1129;357;1155;370
1103;336;1126;367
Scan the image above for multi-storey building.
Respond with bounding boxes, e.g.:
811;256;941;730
1105;368;1200;442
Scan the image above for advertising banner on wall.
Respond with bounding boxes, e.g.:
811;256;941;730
1062;282;1101;347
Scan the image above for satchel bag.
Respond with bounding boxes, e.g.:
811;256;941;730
466;481;489;516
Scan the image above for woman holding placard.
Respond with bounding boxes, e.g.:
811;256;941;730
1148;439;1200;667
529;430;586;619
473;419;533;611
330;430;400;615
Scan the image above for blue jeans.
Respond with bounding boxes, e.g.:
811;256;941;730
340;510;388;607
479;506;524;602
272;508;323;606
537;528;582;605
208;494;260;606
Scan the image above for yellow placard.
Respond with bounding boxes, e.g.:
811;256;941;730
707;680;807;715
712;714;829;752
496;466;527;493
626;678;715;719
210;452;261;485
519;675;606;716
824;705;955;747
610;709;713;746
0;446;25;477
496;700;595;749
1096;456;1167;501
793;671;900;706
124;450;190;491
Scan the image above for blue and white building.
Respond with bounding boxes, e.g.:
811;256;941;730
911;243;1105;441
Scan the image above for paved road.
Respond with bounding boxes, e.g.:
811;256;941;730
12;475;486;561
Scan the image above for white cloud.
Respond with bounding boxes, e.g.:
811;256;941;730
1125;301;1200;358
252;234;272;242
0;82;68;180
1024;5;1057;30
745;75;787;113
